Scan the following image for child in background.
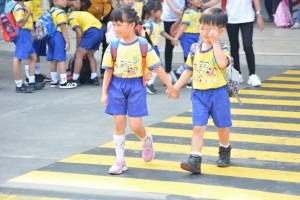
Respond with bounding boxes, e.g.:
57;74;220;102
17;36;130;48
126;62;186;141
47;0;77;89
169;8;232;174
141;0;176;94
68;11;104;85
101;5;179;175
171;0;202;88
12;0;46;93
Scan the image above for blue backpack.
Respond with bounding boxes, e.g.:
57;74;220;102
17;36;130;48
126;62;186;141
35;8;59;40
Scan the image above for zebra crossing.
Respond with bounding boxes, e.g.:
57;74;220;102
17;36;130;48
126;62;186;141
0;69;300;199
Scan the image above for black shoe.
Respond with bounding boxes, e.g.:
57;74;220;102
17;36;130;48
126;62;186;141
217;146;231;167
73;79;81;86
86;77;99;85
50;81;59;88
186;79;192;89
35;73;50;82
146;84;157;95
180;154;202;174
16;83;34;93
170;70;181;82
59;80;77;89
29;81;46;90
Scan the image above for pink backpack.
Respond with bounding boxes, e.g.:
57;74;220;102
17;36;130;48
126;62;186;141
274;0;292;28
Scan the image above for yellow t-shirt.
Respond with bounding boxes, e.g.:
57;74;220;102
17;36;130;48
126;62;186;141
102;37;162;78
25;0;45;22
68;11;102;33
51;7;67;32
135;1;144;20
182;8;201;34
13;3;33;30
87;0;112;20
143;20;164;46
185;42;231;90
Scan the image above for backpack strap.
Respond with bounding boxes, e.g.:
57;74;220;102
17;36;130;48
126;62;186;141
110;38;120;68
138;37;148;86
144;20;153;35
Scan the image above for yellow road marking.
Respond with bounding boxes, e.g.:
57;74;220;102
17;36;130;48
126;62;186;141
0;194;65;200
163;116;300;132
60;154;300;183
283;70;300;75
9;171;300;200
230;98;300;106
261;83;300;89
238;90;300;97
101;141;300;163
268;77;300;82
145;127;300;146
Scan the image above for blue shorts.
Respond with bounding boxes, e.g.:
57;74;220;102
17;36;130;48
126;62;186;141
152;46;160;58
105;76;148;117
46;32;66;61
180;33;199;58
191;86;232;128
80;28;104;50
33;22;47;57
14;29;35;60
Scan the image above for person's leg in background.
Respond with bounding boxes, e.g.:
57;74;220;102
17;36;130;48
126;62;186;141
265;0;274;21
291;3;300;28
163;21;175;82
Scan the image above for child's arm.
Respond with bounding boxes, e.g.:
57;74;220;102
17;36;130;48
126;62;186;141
172;24;187;45
202;0;220;9
209;29;229;69
101;69;113;106
17;5;31;27
161;31;175;43
153;66;180;97
61;24;70;51
74;28;83;49
174;69;192;90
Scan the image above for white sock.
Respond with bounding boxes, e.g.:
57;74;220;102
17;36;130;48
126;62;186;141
191;151;201;157
91;72;97;79
141;134;151;144
51;72;58;83
25;65;30;78
220;143;230;148
29;76;35;83
147;72;157;85
60;74;67;84
176;66;185;74
114;134;125;161
73;73;80;80
35;63;41;74
15;80;23;87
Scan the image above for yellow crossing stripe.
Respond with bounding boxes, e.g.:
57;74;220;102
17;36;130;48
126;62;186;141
283;70;300;75
163;116;300;132
60;154;300;183
230;97;300;106
261;83;300;89
268;77;300;82
101;141;300;163
0;194;64;200
238;90;300;97
145;127;300;146
9;171;300;200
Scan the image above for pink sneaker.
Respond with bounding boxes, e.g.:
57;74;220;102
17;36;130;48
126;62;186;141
108;160;128;175
142;134;155;162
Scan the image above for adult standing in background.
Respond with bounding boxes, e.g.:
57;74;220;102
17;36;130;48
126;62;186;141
161;0;185;82
203;0;264;87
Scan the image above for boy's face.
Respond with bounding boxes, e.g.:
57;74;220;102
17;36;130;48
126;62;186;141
122;0;135;7
199;24;225;43
54;0;68;8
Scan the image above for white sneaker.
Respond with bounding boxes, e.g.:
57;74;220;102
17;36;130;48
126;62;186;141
247;74;261;87
291;23;300;29
109;160;128;175
238;74;244;83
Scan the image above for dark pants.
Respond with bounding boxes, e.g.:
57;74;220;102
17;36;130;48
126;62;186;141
163;21;175;73
265;0;273;17
226;22;255;76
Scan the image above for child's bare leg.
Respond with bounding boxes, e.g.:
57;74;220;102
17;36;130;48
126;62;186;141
87;50;97;74
216;127;231;167
13;57;22;81
58;61;67;83
129;117;154;162
50;60;58;83
28;53;37;83
74;48;87;75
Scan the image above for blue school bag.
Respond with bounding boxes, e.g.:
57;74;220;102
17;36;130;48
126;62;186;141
110;37;152;86
35;7;59;40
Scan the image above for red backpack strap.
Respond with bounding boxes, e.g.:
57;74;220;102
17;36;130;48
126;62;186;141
138;37;148;86
221;0;226;11
110;38;120;68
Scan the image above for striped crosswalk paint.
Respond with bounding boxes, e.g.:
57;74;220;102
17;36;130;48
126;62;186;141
1;69;300;199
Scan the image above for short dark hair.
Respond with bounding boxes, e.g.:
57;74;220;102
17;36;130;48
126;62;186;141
110;5;139;27
199;8;228;27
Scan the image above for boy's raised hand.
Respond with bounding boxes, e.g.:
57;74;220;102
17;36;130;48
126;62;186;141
208;29;220;44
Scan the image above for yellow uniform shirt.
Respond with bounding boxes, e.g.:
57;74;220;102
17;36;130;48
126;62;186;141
68;11;102;33
182;8;201;34
185;43;231;90
102;38;162;78
25;0;45;22
51;7;67;32
13;3;33;30
143;20;164;46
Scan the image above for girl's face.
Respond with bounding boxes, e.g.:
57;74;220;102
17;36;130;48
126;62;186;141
122;0;135;7
112;19;135;39
153;9;163;20
190;0;202;8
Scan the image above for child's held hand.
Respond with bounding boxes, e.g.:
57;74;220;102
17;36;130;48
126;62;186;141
65;43;70;51
101;93;108;106
171;38;178;46
166;85;180;99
